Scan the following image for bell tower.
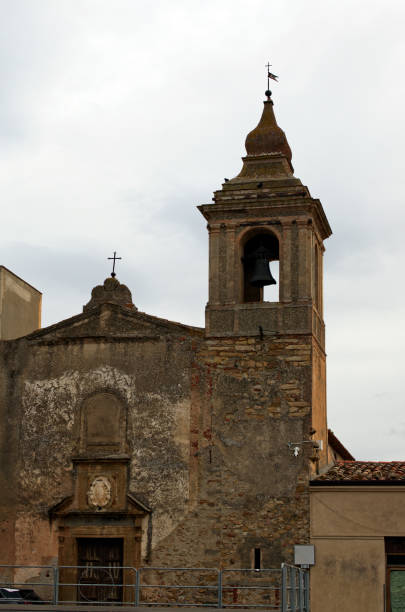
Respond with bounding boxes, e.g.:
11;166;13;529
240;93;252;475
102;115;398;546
199;89;332;469
199;93;331;339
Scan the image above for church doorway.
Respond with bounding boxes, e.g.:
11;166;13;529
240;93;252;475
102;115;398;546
51;459;151;603
77;538;123;603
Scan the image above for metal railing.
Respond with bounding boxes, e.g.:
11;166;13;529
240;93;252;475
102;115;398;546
58;564;137;606
281;565;310;612
0;563;310;610
137;567;220;607
221;568;282;609
0;564;56;605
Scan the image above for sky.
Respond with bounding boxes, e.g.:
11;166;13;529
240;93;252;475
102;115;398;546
0;0;404;461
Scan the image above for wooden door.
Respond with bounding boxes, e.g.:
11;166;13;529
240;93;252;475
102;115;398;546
77;538;123;602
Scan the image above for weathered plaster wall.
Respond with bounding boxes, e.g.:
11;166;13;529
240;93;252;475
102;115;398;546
0;325;203;570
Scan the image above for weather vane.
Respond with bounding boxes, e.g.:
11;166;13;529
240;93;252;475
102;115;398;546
265;62;278;100
108;251;122;278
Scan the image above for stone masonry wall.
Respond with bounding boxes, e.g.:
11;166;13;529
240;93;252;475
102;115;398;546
0;317;315;582
148;334;312;570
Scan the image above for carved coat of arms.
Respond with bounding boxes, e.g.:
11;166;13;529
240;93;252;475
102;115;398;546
87;476;112;509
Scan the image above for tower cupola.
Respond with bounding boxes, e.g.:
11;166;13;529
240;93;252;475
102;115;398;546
198;91;331;339
229;92;297;183
245;98;292;162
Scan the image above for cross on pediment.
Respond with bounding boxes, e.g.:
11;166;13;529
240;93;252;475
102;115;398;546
108;251;122;278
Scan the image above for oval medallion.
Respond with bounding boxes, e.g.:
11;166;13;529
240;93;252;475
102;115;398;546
87;476;112;509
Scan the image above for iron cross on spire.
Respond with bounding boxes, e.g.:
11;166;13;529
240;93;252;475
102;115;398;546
108;251;122;278
265;62;278;100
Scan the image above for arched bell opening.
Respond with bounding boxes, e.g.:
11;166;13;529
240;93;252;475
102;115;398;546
241;231;280;303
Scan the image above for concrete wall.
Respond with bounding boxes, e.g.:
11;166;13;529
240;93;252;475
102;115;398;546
310;485;405;612
0;266;41;339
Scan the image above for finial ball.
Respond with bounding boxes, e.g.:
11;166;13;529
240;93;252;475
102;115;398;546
265;90;272;98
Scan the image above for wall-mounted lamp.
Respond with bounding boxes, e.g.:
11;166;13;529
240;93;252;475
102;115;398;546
287;439;323;457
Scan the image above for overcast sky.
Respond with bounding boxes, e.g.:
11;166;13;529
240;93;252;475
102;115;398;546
1;0;404;461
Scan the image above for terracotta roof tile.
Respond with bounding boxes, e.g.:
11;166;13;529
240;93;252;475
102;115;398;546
313;461;405;483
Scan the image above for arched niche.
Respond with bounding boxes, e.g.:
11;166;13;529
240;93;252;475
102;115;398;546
80;392;126;455
241;230;280;303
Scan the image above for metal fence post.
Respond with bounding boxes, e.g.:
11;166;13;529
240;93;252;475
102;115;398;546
290;567;296;612
298;570;303;612
217;569;222;608
131;568;137;607
52;566;59;606
304;570;310;612
281;564;288;612
135;568;140;606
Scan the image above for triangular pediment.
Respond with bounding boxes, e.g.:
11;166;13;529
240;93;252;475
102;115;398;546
25;303;203;343
49;493;151;518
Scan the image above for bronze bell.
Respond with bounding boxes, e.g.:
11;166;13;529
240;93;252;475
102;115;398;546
249;246;276;287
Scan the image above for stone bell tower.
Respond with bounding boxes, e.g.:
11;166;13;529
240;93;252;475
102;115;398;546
199;90;332;474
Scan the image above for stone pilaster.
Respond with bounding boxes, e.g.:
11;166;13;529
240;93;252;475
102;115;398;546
280;219;293;302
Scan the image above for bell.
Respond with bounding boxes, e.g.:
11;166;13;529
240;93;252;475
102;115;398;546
249;246;276;287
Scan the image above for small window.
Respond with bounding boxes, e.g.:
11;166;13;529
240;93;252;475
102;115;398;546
254;548;261;570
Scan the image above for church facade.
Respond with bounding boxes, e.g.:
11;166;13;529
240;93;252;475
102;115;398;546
3;91;403;610
0;92;329;586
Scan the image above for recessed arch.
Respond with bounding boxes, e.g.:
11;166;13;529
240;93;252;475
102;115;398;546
80;391;126;455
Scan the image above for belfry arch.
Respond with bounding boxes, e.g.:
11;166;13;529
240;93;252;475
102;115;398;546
240;228;280;303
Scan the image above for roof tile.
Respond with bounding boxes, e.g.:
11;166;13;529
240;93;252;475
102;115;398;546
314;461;405;482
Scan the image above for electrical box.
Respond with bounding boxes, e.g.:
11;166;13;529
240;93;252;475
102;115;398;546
294;545;315;566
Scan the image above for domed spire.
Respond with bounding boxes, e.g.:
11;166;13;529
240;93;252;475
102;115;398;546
231;91;295;181
244;94;292;162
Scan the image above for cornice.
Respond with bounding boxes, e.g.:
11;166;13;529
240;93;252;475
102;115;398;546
198;198;332;240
